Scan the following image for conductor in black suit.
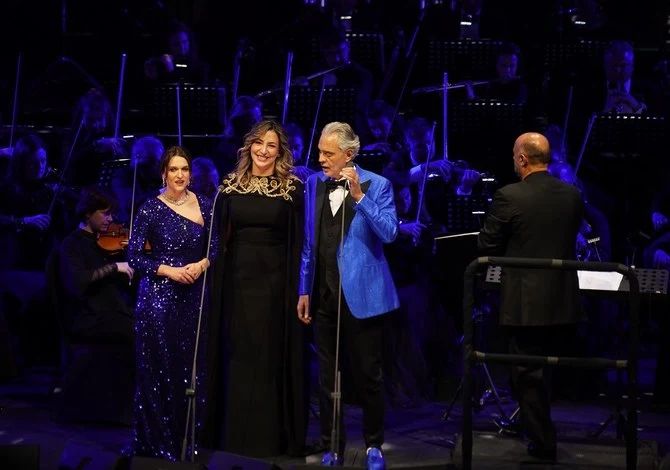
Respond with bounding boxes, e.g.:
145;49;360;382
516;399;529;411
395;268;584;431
478;132;583;460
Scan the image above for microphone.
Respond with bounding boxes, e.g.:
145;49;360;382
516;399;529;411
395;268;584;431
343;160;355;189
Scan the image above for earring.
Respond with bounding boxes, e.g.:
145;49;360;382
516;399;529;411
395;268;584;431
162;176;166;187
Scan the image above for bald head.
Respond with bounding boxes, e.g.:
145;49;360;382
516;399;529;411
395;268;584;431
516;133;550;164
513;132;551;179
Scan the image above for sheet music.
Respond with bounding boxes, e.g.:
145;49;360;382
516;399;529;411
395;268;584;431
577;270;623;291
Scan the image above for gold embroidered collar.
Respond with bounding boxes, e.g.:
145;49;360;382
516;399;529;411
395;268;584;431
221;174;296;201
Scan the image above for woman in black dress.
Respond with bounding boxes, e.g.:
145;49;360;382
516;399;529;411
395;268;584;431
203;120;307;458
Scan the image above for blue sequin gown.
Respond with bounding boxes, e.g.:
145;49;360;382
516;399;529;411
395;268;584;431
128;193;216;461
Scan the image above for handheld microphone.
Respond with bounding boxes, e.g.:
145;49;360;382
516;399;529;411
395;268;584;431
343;161;355;188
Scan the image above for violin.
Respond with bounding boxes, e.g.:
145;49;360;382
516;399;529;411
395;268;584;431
97;222;129;255
97;222;152;255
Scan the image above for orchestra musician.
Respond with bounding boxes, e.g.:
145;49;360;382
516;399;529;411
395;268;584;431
0;134;67;270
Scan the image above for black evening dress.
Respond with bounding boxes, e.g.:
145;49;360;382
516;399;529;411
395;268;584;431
203;174;307;458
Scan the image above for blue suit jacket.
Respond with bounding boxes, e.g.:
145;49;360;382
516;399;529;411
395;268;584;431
299;166;399;318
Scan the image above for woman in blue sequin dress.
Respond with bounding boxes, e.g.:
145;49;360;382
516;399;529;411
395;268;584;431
128;146;216;461
202;120;308;457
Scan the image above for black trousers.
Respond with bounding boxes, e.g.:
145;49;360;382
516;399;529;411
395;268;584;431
506;324;576;452
314;286;384;451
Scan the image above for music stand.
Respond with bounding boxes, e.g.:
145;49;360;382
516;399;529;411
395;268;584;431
422;39;503;84
587;114;667;162
355;150;389;175
149;84;226;135
581;113;668;262
442;194;490;234
449;100;526;182
96;158;130;189
284;87;358;133
542;40;608;75
484;265;669;439
346;32;386;78
484;266;668;297
436;233;511;422
309;32;386;78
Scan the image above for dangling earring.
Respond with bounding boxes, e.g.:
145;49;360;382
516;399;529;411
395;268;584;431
162;176;166;187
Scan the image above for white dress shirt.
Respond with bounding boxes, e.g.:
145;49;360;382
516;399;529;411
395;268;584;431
328;185;348;216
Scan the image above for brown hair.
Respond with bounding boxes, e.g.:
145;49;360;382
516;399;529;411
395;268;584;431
159;145;193;177
234;120;294;186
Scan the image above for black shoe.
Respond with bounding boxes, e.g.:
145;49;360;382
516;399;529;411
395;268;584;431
527;442;556;461
494;416;522;437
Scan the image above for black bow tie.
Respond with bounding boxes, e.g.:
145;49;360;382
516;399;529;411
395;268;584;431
325;179;347;191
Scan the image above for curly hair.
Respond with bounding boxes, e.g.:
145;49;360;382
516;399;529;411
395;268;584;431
233;120;295;187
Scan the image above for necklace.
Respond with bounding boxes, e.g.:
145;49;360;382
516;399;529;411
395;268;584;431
162;189;189;206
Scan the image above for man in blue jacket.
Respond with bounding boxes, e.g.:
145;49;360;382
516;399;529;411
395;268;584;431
298;122;398;469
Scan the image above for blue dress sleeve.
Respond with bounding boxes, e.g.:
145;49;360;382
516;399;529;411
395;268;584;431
128;200;162;276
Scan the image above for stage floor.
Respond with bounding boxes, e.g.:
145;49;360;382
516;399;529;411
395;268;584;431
1;363;668;469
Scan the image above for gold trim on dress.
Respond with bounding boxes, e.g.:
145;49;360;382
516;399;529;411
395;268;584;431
221;174;297;201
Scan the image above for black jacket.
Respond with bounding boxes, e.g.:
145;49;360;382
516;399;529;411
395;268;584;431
478;171;584;326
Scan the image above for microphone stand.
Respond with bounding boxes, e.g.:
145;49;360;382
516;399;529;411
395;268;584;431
180;185;224;462
328;171;353;465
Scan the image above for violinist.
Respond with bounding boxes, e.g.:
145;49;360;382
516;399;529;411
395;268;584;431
361;100;408;184
58;186;134;345
401;117;483;225
362;100;406;154
0;134;66;270
53;185;134;424
61;88;128;188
